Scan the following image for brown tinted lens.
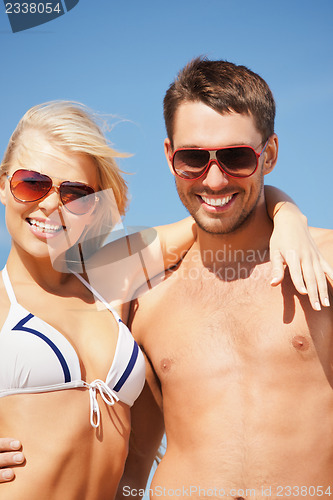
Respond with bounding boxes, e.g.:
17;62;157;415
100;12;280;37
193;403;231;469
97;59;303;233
10;170;52;202
60;182;95;214
216;147;257;177
173;150;210;179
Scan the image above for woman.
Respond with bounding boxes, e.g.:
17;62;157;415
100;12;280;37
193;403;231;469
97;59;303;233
0;102;330;499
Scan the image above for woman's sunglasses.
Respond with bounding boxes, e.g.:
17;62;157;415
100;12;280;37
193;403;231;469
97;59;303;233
170;142;268;180
7;169;97;215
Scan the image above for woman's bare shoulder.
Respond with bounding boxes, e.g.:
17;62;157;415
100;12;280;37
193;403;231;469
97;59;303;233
0;274;11;328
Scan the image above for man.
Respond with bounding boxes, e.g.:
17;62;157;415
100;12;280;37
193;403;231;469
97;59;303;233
116;58;333;498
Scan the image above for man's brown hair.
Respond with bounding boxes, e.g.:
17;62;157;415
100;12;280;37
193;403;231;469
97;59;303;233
163;57;276;148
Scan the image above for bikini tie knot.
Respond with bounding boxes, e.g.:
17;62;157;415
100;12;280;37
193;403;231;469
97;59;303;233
86;379;119;428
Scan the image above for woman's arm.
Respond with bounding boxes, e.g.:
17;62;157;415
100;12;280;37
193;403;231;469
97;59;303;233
265;185;333;310
154;190;333;310
85;190;331;309
153;216;196;269
84;218;196;306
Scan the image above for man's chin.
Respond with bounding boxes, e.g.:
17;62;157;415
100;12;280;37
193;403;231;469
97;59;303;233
192;210;252;236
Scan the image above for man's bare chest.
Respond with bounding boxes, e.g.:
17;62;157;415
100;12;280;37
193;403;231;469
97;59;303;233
134;269;333;388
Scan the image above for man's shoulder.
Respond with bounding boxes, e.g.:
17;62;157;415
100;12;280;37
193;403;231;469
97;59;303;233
310;227;333;248
129;263;184;335
133;264;180;306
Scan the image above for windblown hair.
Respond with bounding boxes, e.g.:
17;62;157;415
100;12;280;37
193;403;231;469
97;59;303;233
163;57;276;148
1;101;129;262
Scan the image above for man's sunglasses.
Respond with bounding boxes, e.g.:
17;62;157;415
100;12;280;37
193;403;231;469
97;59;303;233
170;142;268;180
7;169;97;215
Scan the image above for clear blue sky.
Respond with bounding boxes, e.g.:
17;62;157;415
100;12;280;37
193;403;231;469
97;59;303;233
0;0;332;268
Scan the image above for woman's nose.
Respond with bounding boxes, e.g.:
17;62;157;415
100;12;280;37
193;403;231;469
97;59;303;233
37;186;61;213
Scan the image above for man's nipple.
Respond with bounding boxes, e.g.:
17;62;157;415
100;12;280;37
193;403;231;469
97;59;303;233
161;358;173;373
292;335;310;351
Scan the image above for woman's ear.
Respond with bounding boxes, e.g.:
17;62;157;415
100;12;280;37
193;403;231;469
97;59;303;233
164;138;175;176
0;174;7;206
263;134;279;176
83;195;100;230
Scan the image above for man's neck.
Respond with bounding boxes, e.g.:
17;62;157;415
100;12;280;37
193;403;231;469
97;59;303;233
194;200;273;268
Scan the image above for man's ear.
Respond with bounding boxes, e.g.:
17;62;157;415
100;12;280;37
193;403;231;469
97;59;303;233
164;138;175;176
263;134;279;176
0;174;7;206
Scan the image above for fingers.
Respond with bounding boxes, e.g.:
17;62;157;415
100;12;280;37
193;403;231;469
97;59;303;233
298;253;332;310
268;203;332;311
283;252;308;297
299;259;321;311
0;468;15;482
313;258;331;308
270;251;286;287
320;258;333;285
0;439;24;483
270;249;331;311
0;438;21;455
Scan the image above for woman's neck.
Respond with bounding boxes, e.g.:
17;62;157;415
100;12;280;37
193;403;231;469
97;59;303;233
6;244;73;292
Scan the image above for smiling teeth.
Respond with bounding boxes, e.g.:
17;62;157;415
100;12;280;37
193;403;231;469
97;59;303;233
28;219;62;233
201;195;233;207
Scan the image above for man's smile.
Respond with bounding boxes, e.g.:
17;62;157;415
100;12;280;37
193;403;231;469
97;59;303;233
199;194;234;208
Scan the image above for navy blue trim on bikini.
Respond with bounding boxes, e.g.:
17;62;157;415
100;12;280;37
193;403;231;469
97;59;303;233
12;314;71;383
113;341;139;392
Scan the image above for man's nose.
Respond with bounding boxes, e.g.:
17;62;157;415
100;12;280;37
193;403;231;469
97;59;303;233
201;161;229;190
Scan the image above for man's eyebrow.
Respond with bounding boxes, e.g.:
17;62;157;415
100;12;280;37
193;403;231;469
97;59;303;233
174;144;199;149
175;142;251;149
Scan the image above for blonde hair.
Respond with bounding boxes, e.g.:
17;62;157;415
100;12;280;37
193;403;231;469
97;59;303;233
1;101;129;262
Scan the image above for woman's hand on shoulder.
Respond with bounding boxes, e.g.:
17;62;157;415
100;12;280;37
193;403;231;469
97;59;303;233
270;203;333;311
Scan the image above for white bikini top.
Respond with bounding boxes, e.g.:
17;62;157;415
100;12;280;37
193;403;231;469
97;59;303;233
0;267;145;428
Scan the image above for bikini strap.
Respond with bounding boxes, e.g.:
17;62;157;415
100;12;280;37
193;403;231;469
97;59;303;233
1;266;18;304
72;271;121;322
